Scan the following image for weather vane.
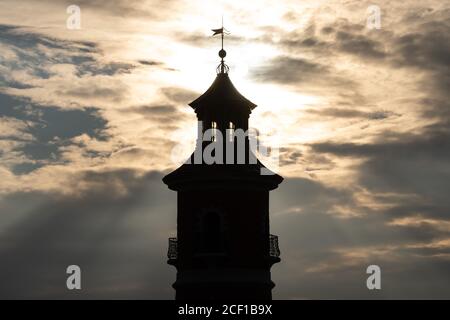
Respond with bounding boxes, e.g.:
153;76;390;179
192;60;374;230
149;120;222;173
211;16;230;74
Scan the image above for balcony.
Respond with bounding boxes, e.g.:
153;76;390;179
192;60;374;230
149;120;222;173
167;237;178;265
167;234;280;263
269;234;280;258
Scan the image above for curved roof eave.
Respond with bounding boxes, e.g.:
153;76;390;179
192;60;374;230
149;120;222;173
188;73;257;111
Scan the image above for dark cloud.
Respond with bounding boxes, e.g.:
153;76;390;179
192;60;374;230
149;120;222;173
129;105;177;115
1;2;450;300
250;54;356;98
137;60;176;71
0;23;164;87
389;20;450;124
76;61;136;77
124;104;188;123
306;13;450;205
310;125;450;162
111;146;157;159
335;30;386;59
270;178;450;299
278;147;303;166
0;169;176;299
0;93;108;173
160;87;198;104
57;84;128;102
137;60;163;66
3;171;450;299
305;107;398;120
278;146;336;173
0;24;96;52
251;56;328;85
391;21;450;71
0;24;95;87
310;125;450;220
263;18;387;62
275;14;450;297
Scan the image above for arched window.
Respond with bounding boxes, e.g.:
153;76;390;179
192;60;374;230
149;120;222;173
211;121;217;142
228;122;235;142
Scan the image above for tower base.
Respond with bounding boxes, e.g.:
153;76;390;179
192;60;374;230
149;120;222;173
173;268;275;300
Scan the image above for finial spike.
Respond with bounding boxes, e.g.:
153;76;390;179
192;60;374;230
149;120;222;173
211;17;230;74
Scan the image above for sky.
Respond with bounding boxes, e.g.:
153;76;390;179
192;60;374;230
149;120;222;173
0;0;449;299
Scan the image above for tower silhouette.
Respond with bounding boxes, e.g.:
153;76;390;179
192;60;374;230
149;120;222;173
163;28;283;300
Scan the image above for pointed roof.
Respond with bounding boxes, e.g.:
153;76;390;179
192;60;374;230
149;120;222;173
189;73;257;111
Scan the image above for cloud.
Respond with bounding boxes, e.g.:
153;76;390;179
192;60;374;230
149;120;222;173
1;0;450;299
305;107;397;120
270;177;450;299
310;124;450;221
391;21;450;71
389;20;450;124
0;92;108;174
0;169;176;299
123;104;189;125
16;0;184;20
137;60;163;66
335;30;386;60
160;87;199;105
56;79;129;103
252;56;328;85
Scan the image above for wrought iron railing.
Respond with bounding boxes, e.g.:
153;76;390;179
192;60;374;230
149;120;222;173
167;237;177;260
269;234;280;258
167;235;280;260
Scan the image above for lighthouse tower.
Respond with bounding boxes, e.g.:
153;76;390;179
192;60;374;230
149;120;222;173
163;28;283;300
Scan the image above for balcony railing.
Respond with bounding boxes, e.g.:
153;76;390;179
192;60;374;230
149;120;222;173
269;234;280;258
167;234;280;260
167;237;178;260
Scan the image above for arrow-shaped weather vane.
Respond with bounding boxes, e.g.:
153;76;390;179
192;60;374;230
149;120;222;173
211;16;230;74
211;16;230;51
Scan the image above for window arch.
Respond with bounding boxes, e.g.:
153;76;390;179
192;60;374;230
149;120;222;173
211;121;217;142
